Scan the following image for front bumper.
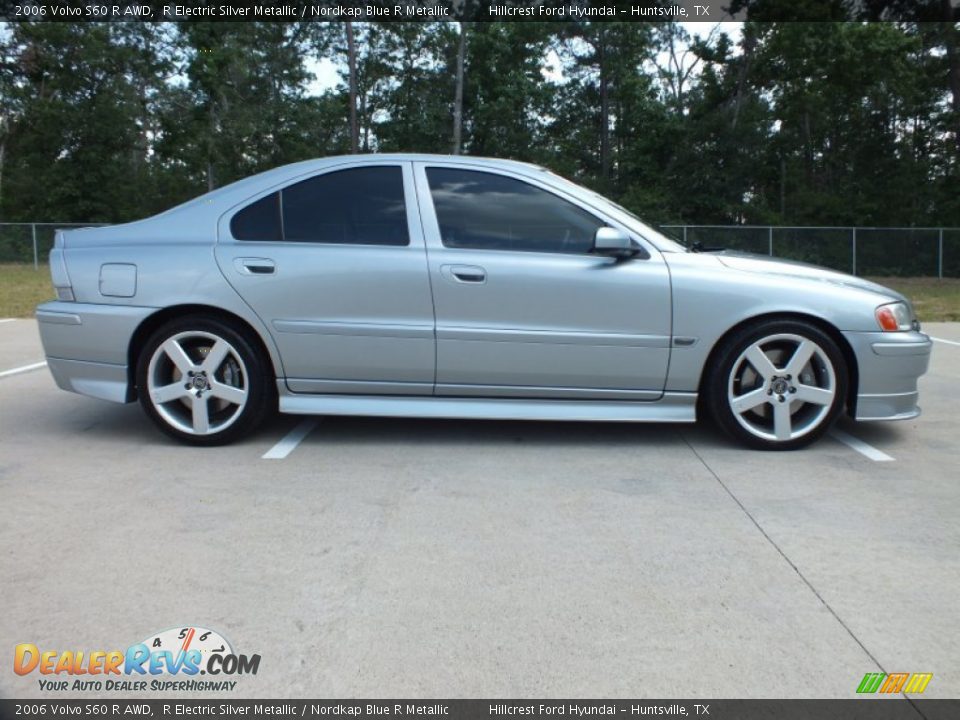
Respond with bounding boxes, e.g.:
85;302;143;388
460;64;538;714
842;330;932;421
37;301;156;404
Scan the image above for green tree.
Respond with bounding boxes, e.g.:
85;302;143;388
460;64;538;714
371;23;458;153
158;22;314;196
0;22;170;222
549;22;668;213
749;22;938;224
460;23;554;162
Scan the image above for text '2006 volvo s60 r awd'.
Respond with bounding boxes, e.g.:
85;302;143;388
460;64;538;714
36;155;932;449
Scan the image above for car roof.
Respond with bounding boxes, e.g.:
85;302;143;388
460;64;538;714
164;154;548;221
217;154;548;197
64;155;553;243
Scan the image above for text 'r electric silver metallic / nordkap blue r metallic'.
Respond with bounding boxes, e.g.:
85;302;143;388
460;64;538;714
36;155;932;449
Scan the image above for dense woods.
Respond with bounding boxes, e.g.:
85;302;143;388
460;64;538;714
1;12;959;228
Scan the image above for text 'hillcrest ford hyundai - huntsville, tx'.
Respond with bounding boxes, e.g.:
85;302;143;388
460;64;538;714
36;155;932;449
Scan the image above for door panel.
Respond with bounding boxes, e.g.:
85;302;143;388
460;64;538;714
215;163;436;394
414;163;671;399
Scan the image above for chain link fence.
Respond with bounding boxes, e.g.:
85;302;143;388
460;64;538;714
0;223;109;268
660;225;960;278
3;222;960;277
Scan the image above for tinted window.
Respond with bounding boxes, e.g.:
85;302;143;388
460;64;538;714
283;166;409;245
231;167;409;245
231;192;281;241
426;168;603;254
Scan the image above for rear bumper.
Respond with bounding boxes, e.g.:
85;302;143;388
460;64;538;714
843;330;932;421
46;357;132;403
37;301;154;404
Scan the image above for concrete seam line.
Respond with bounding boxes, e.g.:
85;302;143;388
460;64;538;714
262;418;318;459
929;335;960;347
0;360;47;379
828;429;895;462
678;432;891;679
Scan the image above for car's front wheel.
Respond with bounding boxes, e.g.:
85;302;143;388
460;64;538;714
136;316;273;445
708;319;848;450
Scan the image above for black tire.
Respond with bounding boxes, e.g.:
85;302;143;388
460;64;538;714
706;318;848;450
136;315;274;446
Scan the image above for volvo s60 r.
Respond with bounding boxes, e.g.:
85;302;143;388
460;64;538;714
36;155;932;449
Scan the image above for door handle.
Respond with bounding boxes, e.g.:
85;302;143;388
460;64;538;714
235;258;275;275
441;264;487;284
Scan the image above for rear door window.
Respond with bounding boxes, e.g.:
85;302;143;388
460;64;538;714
232;166;409;246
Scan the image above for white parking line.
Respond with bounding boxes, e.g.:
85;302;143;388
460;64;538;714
829;429;894;462
930;336;960;347
0;361;48;379
0;318;17;324
262;418;318;460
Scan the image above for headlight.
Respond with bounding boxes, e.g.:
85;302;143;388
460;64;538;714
875;301;912;332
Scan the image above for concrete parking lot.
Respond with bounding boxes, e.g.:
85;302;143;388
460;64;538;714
1;319;958;699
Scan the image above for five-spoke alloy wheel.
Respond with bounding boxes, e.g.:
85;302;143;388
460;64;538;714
708;320;848;450
137;316;273;445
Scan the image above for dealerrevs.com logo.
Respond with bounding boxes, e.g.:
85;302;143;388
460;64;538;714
14;626;260;692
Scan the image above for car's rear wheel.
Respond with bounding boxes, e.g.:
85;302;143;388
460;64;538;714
708;319;848;450
136;316;273;445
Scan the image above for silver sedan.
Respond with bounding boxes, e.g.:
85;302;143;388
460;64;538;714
36;154;932;449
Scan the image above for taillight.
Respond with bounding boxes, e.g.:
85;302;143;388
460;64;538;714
50;232;74;301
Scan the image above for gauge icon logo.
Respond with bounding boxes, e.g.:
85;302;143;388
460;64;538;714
142;626;233;661
138;626;235;675
136;626;259;677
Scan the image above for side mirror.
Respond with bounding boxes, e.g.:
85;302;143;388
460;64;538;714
592;227;640;260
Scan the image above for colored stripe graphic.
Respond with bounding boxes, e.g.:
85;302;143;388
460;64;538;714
880;673;910;693
857;673;886;693
903;673;933;694
856;672;933;694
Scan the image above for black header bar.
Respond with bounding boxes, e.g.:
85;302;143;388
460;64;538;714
2;0;958;23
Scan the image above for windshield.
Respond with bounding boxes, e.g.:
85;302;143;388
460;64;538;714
544;171;688;253
598;195;688;252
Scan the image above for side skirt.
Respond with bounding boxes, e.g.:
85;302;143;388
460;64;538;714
276;383;697;423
